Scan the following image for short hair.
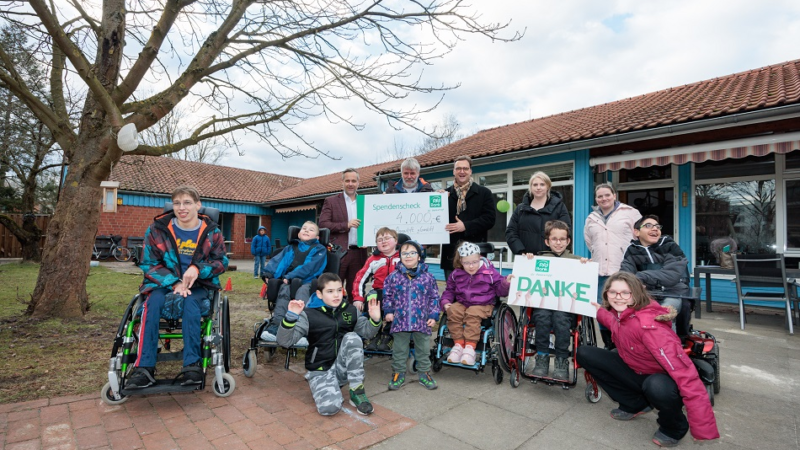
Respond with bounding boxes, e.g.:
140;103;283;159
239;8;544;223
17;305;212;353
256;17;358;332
401;157;421;173
634;214;660;230
172;186;200;202
528;171;552;198
301;221;319;234
594;183;617;196
601;272;651;311
316;272;342;291
544;220;571;240
375;227;398;240
342;168;359;180
454;155;472;168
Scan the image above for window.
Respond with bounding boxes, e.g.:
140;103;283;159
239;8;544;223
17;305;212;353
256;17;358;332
100;181;119;213
245;216;261;241
785;179;800;250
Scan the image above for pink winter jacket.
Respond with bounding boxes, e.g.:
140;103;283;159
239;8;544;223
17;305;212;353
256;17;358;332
596;301;719;440
584;203;641;276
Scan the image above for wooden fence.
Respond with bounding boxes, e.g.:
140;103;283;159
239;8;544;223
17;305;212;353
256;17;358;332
0;214;50;258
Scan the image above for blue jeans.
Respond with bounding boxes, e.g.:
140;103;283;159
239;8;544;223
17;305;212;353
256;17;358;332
254;255;267;277
137;287;206;368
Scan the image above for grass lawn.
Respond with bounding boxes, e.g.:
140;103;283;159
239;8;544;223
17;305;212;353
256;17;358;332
0;262;267;405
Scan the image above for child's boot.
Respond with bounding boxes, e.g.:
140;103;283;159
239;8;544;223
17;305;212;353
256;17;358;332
388;372;405;390
349;384;373;415
365;338;378;351
532;353;550;378
376;333;392;352
418;372;438;390
553;357;569;381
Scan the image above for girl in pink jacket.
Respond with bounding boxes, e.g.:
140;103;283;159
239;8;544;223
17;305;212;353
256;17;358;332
577;272;718;447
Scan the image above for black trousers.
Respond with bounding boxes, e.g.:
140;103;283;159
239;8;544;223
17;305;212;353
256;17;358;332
577;346;689;440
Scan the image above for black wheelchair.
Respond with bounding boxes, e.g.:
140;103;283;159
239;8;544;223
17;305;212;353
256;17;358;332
101;204;233;405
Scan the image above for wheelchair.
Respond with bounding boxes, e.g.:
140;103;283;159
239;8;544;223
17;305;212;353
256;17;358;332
242;225;343;374
101;204;234;405
431;243;518;384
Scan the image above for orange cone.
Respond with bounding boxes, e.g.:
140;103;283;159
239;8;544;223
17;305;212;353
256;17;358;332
260;283;267;298
224;277;232;291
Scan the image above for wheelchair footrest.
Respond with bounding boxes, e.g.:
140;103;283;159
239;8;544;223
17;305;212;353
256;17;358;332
121;379;203;396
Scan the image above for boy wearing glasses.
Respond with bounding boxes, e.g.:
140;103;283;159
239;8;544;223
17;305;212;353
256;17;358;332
526;220;588;380
620;214;689;321
383;240;441;390
352;227;401;351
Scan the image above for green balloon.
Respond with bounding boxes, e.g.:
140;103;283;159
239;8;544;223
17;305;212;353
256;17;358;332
497;200;511;213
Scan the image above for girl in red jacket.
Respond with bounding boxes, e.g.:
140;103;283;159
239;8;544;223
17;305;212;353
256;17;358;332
577;272;718;447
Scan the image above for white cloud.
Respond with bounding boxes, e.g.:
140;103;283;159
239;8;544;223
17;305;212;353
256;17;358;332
217;0;800;177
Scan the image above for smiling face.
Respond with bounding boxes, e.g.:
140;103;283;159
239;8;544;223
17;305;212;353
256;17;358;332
401;168;419;188
343;171;359;197
545;228;570;254
400;243;420;269
453;160;472;185
298;222;319;241
376;232;397;256
317;280;344;308
529;176;549;201
460;253;482;275
595;187;617;212
606;280;634;313
172;194;201;228
634;217;661;247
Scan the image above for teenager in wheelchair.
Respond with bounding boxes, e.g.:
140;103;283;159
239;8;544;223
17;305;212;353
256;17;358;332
243;222;341;373
102;187;233;404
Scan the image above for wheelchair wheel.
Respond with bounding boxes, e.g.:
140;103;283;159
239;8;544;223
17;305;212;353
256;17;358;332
213;372;236;397
221;296;231;372
706;383;714;406
406;355;417;375
492;363;503;385
585;382;602;403
243;349;257;378
494;303;517;373
101;382;129;405
712;343;720;394
509;366;520;388
266;346;277;362
113;246;132;262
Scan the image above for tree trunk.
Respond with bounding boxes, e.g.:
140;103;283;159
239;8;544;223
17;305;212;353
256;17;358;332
27;137;109;318
21;215;42;262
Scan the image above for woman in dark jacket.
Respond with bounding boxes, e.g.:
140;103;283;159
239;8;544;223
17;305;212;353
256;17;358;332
505;171;571;256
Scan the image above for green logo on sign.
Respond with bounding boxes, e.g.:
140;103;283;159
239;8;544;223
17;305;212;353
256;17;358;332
429;196;442;208
535;260;550;272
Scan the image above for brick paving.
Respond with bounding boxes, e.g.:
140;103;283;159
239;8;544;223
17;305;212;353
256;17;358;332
0;364;415;450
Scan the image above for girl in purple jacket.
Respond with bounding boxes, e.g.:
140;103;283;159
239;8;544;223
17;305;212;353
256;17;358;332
440;242;513;366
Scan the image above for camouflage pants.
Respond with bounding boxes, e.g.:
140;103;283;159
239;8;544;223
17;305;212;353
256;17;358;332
305;332;364;416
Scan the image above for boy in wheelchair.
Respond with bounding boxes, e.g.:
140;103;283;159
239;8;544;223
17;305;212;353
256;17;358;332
260;221;327;341
127;186;228;389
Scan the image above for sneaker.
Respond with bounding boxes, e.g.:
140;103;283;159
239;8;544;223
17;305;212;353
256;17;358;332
253;275;258;279
610;406;653;421
180;361;204;385
448;344;464;363
126;367;155;389
418;372;438;390
388;372;406;390
553;357;569;381
652;430;681;447
349;385;373;415
460;346;476;366
260;329;277;342
376;335;392;352
532;353;550;378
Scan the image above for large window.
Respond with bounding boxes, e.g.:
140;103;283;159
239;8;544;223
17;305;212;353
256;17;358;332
245;216;261;242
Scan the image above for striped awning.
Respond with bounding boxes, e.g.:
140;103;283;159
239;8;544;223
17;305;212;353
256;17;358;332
274;203;317;213
591;134;800;172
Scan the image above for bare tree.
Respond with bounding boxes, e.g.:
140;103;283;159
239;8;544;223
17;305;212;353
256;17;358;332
378;113;466;162
140;107;230;164
0;1;521;318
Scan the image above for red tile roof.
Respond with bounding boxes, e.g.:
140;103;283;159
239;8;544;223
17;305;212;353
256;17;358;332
112;156;302;203
267;160;402;203
398;58;800;171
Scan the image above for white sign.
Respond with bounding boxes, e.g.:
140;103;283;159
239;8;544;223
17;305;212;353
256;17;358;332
356;192;449;246
507;255;599;318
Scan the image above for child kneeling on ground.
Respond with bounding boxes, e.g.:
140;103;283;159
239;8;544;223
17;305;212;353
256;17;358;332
277;273;382;416
261;221;327;341
440;242;513;366
526;220;588;381
383;240;440;390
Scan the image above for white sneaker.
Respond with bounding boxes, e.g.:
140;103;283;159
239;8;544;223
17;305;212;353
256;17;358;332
448;344;464;363
260;330;277;342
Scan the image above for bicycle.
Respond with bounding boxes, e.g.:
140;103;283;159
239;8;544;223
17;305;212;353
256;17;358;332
92;235;132;262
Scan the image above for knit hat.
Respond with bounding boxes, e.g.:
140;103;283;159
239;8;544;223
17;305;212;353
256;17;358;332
458;242;481;257
400;240;426;262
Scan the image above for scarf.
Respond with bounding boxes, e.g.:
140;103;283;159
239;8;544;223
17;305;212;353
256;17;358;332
404;264;421;280
454;177;473;215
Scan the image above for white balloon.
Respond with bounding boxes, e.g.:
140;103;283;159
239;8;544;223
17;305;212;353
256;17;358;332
117;123;139;152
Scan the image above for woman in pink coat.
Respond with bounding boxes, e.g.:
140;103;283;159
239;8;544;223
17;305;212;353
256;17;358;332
584;183;641;348
577;272;719;447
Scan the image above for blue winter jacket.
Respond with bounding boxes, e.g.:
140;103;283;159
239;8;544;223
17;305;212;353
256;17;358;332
251;226;272;256
262;238;327;283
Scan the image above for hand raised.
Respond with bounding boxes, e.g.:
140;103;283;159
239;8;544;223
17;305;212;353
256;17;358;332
287;299;305;314
367;297;381;322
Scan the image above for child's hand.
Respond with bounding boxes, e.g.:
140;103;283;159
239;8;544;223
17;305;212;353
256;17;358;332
353;300;364;312
444;303;452;311
427;319;436;327
524;253;535;260
282;278;289;284
506;274;515;283
287;299;305;314
580;257;589;264
367;298;381;322
384;313;394;322
589;301;602;311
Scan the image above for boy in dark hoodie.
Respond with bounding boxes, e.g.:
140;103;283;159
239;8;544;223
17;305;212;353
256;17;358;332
527;220;588;381
260;221;327;341
277;273;382;416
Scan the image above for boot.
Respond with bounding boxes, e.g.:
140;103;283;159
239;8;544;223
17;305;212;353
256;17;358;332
600;329;615;350
553;357;569;381
376;333;393;352
532;353;550;378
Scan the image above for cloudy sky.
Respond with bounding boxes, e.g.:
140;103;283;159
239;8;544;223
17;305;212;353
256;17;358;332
216;0;800;179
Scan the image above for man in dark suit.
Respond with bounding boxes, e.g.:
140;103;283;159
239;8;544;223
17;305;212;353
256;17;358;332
442;156;496;279
319;168;368;300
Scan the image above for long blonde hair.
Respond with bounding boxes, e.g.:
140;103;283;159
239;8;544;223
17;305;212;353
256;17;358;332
529;171;552;199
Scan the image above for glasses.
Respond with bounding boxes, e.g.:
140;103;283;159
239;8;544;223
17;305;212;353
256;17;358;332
174;201;195;209
376;236;396;243
462;260;481;267
548;238;568;243
401;251;418;257
639;223;663;230
606;290;632;300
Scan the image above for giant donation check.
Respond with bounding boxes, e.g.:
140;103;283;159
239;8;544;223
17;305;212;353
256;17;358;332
356;192;449;246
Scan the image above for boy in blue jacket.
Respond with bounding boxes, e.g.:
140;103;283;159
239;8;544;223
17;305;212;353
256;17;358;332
251;226;271;278
261;221;327;340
